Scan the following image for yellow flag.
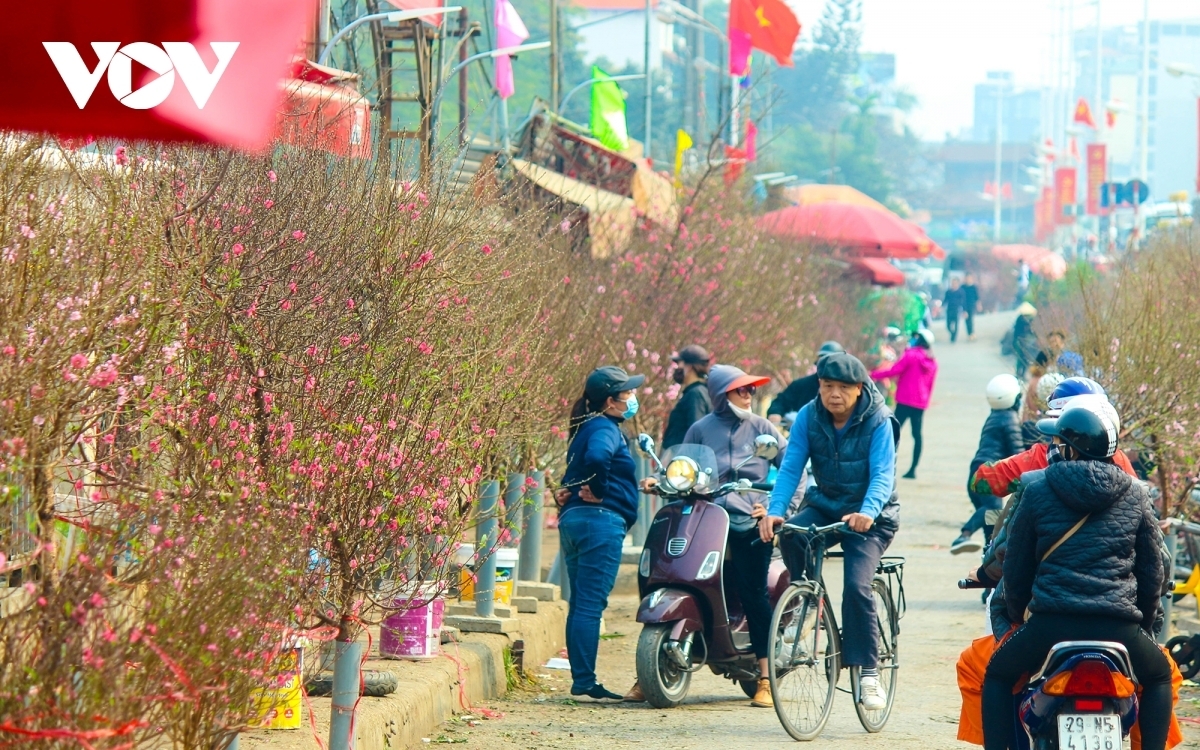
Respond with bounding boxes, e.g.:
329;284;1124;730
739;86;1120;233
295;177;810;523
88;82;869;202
674;129;694;187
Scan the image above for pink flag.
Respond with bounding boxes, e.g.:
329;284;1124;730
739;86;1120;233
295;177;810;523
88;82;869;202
729;29;752;77
494;0;529;100
745;120;758;162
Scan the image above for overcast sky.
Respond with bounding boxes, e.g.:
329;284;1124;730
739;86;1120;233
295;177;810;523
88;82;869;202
785;0;1200;140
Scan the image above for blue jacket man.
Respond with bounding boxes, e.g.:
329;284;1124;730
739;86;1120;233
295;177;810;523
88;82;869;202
760;352;899;711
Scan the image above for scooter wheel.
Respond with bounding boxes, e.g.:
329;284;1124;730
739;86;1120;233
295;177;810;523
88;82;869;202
739;680;759;699
1167;635;1200;679
635;624;692;708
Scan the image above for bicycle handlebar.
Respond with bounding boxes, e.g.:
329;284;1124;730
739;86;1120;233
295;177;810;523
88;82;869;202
778;522;851;536
958;578;988;590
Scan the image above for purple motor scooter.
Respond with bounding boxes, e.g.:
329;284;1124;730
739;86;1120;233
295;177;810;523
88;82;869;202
633;432;790;708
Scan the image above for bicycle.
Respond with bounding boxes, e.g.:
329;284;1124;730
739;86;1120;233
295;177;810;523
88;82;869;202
766;522;906;741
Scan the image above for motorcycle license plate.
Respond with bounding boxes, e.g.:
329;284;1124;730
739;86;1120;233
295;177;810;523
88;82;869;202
1057;714;1121;750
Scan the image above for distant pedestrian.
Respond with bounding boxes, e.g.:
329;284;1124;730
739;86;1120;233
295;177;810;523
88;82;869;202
870;329;938;479
943;277;966;343
1014;260;1030;308
661;344;712;451
962;273;981;341
1011;303;1039;378
554;365;644;703
768;341;845;426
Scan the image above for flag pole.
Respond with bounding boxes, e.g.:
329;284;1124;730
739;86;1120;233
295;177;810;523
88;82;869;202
643;0;653;161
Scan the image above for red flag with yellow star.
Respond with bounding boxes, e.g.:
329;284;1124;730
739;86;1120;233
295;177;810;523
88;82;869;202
729;0;800;74
1073;97;1096;129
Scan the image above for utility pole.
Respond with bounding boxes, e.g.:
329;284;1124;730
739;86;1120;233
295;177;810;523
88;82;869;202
1137;0;1150;241
643;0;653;160
994;81;1004;242
550;0;559;111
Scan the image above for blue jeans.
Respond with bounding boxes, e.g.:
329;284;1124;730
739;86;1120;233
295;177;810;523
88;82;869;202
559;506;627;692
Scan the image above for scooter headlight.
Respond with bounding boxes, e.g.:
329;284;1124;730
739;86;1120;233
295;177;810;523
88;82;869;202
665;456;700;491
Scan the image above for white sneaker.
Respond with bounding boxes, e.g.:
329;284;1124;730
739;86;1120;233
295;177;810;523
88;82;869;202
859;675;887;711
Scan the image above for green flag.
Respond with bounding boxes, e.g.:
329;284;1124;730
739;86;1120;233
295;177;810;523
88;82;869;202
589;66;629;152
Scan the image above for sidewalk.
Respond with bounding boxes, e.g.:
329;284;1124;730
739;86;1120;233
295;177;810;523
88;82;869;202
241;590;566;750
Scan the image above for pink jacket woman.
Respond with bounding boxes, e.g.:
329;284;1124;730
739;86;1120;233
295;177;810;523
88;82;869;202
871;345;938;410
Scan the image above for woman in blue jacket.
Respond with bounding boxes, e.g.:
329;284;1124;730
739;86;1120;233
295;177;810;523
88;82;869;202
556;365;644;702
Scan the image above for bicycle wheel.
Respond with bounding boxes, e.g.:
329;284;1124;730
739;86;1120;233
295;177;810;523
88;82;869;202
768;581;840;741
853;577;899;732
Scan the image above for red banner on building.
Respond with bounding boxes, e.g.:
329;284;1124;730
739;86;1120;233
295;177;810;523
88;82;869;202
1055;167;1077;225
1086;144;1107;216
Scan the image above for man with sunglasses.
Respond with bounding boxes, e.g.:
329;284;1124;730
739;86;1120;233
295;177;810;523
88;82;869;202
628;363;786;707
759;352;900;711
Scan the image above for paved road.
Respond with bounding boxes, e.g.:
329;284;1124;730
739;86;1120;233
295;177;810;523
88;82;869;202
434;313;1024;748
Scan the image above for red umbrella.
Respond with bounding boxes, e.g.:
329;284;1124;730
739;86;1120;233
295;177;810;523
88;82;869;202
0;0;318;150
759;203;946;260
847;258;906;287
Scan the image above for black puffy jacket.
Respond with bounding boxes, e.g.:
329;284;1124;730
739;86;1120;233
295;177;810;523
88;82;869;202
971;408;1023;469
1003;460;1167;632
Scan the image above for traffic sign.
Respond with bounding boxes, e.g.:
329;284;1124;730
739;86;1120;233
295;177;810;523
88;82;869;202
1099;180;1150;207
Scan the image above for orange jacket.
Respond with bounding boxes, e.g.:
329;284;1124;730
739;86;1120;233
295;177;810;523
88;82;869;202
971;442;1136;497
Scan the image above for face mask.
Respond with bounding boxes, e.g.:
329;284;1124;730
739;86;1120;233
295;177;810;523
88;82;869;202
672;367;685;385
729;403;755;421
621;394;639;419
1047;444;1064;464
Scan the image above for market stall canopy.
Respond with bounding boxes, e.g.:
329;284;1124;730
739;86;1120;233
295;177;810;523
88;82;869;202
782;184;889;213
759;202;946;260
847;257;906;287
512;158;634;259
0;0;318;150
991;244;1067;280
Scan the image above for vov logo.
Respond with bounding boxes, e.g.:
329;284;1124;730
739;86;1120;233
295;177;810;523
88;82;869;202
43;42;239;110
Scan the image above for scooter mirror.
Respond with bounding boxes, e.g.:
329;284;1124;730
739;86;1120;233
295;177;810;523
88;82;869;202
753;434;779;461
637;433;656;455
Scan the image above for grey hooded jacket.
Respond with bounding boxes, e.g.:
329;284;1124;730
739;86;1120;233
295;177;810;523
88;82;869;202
682;364;787;531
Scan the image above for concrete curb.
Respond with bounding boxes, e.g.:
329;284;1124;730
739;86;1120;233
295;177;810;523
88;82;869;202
241;598;567;750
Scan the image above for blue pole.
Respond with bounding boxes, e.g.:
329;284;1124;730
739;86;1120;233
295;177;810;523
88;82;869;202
504;472;526;547
519;471;544;581
327;619;363;750
475;480;501;617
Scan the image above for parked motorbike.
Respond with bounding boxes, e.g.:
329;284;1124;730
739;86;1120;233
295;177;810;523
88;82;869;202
959;582;1138;747
632;432;786;708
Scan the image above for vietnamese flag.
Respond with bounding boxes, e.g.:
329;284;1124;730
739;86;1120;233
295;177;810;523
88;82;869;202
729;0;800;75
1073;97;1096;129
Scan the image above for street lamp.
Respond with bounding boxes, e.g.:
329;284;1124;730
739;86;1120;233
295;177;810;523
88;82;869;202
318;8;461;65
1166;62;1200;196
428;42;552;154
557;74;645;115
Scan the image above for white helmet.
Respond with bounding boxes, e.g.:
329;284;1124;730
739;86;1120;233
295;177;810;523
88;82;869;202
1057;393;1121;435
986;374;1022;410
1035;372;1066;411
913;328;935;348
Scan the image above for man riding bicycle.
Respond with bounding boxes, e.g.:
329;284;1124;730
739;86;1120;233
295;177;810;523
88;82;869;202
759;352;900;711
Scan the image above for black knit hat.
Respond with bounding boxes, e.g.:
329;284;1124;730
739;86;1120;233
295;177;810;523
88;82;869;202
816;352;871;385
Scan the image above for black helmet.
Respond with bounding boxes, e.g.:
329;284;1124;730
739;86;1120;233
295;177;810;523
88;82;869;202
817;341;845;357
1037;401;1118;460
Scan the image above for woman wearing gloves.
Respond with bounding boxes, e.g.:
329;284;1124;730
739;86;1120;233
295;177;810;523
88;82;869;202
556;365;644;702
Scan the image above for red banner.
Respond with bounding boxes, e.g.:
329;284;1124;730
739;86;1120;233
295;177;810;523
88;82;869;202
1055;168;1077;225
1035;186;1054;241
1086;144;1106;216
